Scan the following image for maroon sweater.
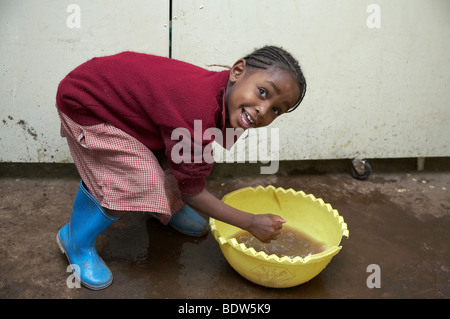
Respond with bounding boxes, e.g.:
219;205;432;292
56;52;230;195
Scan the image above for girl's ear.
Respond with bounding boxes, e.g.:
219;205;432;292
229;59;247;83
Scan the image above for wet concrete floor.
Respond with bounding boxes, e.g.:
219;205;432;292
0;159;449;299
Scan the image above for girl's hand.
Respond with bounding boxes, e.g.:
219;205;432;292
247;214;286;243
181;189;285;243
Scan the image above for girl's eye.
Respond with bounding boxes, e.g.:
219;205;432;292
258;88;267;98
273;108;281;116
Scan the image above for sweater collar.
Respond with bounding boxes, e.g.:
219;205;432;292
217;70;244;150
213;70;229;133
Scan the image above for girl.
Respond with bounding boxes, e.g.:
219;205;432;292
55;45;307;290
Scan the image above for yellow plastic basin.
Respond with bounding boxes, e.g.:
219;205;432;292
209;185;349;288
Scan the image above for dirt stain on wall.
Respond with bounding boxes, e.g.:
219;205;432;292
2;116;38;141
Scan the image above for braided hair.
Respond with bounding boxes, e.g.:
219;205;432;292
243;46;307;112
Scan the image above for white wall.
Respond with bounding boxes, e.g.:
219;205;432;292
172;0;450;161
0;0;169;162
1;0;449;162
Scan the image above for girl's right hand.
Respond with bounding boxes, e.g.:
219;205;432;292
247;214;286;243
181;188;286;243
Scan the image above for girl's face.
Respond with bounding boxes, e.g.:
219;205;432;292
225;59;300;130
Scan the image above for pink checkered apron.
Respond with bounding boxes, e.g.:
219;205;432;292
58;110;185;225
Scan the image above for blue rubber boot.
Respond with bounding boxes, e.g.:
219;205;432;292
56;181;118;290
169;205;209;237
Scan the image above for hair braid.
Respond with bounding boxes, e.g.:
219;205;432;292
243;46;307;112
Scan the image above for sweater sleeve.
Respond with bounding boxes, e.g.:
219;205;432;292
160;119;217;196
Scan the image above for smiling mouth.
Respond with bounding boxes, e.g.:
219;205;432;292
239;108;255;128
